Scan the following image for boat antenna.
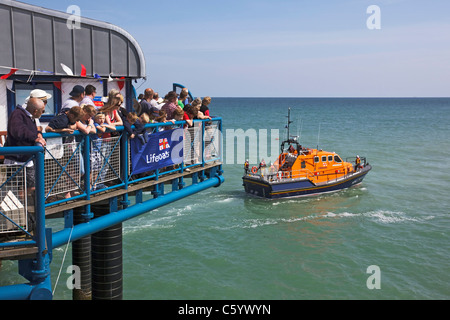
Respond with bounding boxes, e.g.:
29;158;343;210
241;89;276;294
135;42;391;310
286;108;294;141
317;122;321;150
297;115;303;141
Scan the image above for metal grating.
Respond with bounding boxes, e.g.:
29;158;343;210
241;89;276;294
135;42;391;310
44;140;81;198
183;125;202;165
0;164;28;234
204;123;220;162
90;136;121;190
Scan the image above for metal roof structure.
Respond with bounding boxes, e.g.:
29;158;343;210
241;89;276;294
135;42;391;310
0;0;146;79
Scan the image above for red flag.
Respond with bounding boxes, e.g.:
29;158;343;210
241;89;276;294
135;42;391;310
1;68;18;79
118;77;125;91
53;81;62;90
81;64;86;77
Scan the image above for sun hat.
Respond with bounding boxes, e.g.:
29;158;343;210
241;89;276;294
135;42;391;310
26;89;52;101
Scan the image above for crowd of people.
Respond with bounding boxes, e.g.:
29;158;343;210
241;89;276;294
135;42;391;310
6;85;214;147
3;85;215;191
46;85;213;141
137;87;212;126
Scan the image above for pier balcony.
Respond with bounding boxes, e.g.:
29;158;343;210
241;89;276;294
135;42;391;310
0;117;223;300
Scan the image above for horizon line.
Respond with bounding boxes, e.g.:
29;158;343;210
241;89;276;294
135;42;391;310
200;96;450;99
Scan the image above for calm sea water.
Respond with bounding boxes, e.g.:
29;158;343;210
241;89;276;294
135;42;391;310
2;98;449;300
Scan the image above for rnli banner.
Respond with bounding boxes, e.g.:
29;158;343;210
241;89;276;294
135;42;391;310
130;128;184;175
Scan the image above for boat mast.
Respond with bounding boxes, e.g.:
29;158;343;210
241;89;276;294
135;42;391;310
286;108;293;142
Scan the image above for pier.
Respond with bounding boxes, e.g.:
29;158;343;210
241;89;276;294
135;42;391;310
0;119;224;300
0;1;224;300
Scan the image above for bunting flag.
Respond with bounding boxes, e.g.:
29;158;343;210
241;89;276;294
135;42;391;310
37;69;53;74
94;73;103;84
60;63;74;76
0;65;127;84
53;81;62;90
80;64;87;77
118;77;125;91
1;68;18;79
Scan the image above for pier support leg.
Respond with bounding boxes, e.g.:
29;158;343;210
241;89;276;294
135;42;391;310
72;207;92;300
91;200;123;300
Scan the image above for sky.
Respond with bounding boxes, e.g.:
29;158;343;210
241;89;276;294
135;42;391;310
15;0;450;97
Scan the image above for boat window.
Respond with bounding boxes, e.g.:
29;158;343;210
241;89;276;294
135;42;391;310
328;155;333;161
321;156;327;162
314;156;319;163
301;161;306;169
334;155;342;163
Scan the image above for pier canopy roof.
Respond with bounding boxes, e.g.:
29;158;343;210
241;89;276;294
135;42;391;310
0;0;146;79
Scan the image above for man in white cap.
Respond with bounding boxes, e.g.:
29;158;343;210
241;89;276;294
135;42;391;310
25;89;52;103
22;89;53;135
4;98;47;191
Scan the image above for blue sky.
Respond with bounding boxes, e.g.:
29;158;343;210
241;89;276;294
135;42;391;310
18;0;450;97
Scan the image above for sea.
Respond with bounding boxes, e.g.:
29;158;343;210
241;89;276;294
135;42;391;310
1;97;449;300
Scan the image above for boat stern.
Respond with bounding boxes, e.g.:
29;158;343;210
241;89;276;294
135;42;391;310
242;175;273;198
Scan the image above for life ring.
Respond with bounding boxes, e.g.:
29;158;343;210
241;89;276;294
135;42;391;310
251;166;258;174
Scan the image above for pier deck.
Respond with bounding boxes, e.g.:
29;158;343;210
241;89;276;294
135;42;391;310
0;161;222;260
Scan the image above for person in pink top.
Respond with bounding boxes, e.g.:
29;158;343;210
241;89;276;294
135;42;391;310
161;91;181;120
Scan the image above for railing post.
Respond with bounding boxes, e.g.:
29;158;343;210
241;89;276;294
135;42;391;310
201;121;205;167
31;147;52;299
83;134;93;220
120;131;129;208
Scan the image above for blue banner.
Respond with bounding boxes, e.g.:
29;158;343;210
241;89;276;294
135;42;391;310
130;128;184;175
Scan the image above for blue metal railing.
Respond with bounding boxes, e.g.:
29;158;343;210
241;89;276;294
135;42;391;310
40;118;221;204
0;117;223;300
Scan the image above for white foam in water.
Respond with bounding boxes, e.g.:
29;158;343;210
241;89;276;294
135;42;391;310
248;219;279;228
322;210;422;224
336;212;358;217
123;213;178;235
123;221;175;235
365;210;421;223
215;198;234;203
272;198;314;206
166;204;193;216
229;210;425;230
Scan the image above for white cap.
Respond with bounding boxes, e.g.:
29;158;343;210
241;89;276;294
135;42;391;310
26;89;52;102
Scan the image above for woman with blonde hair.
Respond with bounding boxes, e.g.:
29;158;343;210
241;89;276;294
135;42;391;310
99;89;124;128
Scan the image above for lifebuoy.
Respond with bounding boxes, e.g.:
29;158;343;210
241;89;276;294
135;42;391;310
251;166;258;174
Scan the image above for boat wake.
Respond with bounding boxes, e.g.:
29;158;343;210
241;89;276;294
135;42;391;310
215;209;431;230
123;214;175;235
